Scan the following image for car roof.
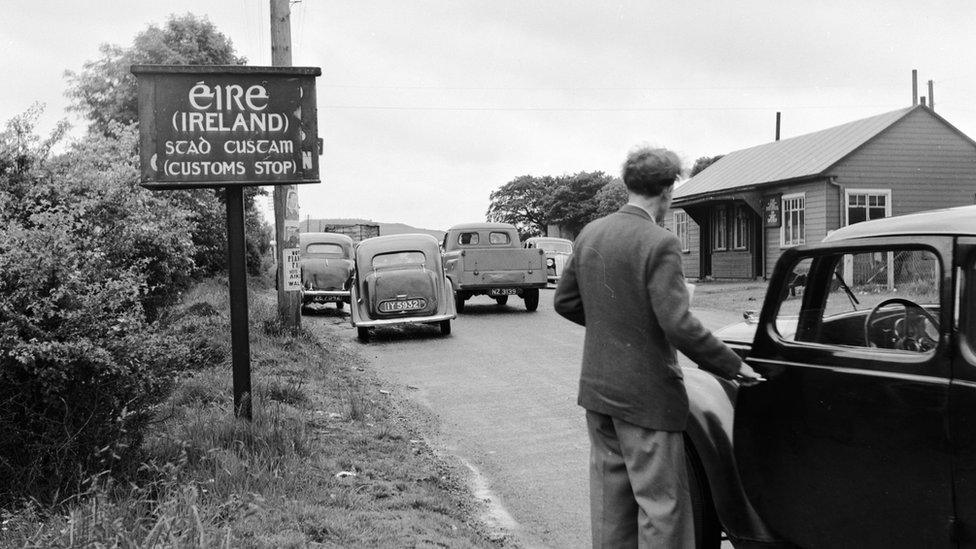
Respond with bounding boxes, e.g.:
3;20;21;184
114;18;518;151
823;205;976;241
356;233;441;257
447;222;517;231
299;232;354;245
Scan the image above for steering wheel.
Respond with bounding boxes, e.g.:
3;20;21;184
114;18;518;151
863;298;940;351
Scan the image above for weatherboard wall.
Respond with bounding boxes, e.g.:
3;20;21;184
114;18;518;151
829;108;976;220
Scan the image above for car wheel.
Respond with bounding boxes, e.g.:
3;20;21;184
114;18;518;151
686;442;721;549
495;295;509;306
522;288;539;311
439;319;451;335
456;291;466;313
336;300;345;310
357;327;370;343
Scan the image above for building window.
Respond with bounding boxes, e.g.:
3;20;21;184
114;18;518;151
846;189;891;225
712;207;727;251
733;205;750;250
781;193;805;247
674;210;689;252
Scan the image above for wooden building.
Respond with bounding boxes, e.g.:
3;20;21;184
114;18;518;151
665;105;976;280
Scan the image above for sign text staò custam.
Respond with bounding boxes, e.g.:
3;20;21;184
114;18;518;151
131;65;321;189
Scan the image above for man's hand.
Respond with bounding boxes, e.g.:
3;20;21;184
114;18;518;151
735;363;765;386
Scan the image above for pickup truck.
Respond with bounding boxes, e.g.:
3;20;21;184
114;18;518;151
442;223;547;312
685;205;976;548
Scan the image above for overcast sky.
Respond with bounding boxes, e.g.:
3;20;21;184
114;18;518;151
3;1;975;230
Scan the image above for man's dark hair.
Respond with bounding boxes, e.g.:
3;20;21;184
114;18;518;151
621;147;683;197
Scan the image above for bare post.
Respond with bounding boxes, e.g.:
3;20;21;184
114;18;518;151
226;186;252;420
912;69;918;105
271;0;302;328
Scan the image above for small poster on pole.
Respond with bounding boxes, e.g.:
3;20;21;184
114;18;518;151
284;248;302;291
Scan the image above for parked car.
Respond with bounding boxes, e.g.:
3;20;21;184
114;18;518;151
523;236;573;284
349;234;456;342
684;205;976;548
299;232;354;312
442;223;548;312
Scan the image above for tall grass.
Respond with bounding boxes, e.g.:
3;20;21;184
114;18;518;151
2;280;494;548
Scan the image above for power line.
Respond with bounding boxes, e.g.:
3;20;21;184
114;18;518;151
318;83;896;92
319;103;904;112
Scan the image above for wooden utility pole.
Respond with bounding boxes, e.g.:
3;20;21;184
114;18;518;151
271;0;302;328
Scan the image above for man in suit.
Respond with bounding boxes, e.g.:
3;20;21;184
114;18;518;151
554;146;763;548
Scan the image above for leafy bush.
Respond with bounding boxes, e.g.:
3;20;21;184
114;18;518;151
0;110;194;504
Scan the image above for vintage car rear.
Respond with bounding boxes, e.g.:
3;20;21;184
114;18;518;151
683;205;976;548
524;236;573;284
442;223;548;312
350;234;456;342
299;232;354;311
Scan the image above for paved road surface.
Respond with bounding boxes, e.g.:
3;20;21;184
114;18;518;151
310;288;741;548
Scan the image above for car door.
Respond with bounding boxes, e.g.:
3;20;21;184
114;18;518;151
735;236;955;548
950;237;976;546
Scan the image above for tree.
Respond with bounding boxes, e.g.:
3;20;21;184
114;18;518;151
593;178;628;219
486;175;558;237
690;155;724;177
65;13;246;134
548;171;615;235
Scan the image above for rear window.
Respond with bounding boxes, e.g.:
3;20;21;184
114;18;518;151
306;243;346;256
458;232;480;245
372;251;426;269
489;232;511;245
540;241;572;253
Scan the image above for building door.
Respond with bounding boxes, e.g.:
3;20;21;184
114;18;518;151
699;216;712;278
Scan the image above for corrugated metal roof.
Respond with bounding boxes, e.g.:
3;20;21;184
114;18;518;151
674;106;916;200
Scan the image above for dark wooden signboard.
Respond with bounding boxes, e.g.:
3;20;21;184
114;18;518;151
132;65;321;189
131;65;321;420
763;193;782;228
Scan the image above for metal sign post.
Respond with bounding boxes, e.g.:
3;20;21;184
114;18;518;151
131;64;321;420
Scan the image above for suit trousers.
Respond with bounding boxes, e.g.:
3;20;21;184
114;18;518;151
586;410;695;548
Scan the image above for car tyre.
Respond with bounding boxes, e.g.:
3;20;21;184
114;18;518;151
522;288;539;311
686;441;721;549
439;319;451;335
495;295;509;306
357;327;370;343
456;291;466;313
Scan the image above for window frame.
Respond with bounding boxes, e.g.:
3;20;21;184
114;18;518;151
780;192;806;248
458;232;480;246
488;231;512;245
712;206;728;251
733;205;750;251
673;210;689;252
766;238;951;375
845;188;892;226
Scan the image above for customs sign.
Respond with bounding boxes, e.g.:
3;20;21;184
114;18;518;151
131;65;321;189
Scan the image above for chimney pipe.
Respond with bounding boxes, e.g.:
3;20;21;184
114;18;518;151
921;96;927;107
775;112;781;141
912;69;918;105
928;80;935;111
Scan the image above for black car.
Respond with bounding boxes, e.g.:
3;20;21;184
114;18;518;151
684;205;976;548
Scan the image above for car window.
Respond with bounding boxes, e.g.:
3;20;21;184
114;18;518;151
305;243;346;257
372;251;426;269
541;242;572;253
489;232;511;245
775;247;940;354
458;232;479;245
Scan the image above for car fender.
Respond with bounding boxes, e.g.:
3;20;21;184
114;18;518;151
684;367;787;546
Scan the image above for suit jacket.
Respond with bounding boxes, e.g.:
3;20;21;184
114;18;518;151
554;204;741;431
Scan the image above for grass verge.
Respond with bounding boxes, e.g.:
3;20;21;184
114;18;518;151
1;279;496;548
